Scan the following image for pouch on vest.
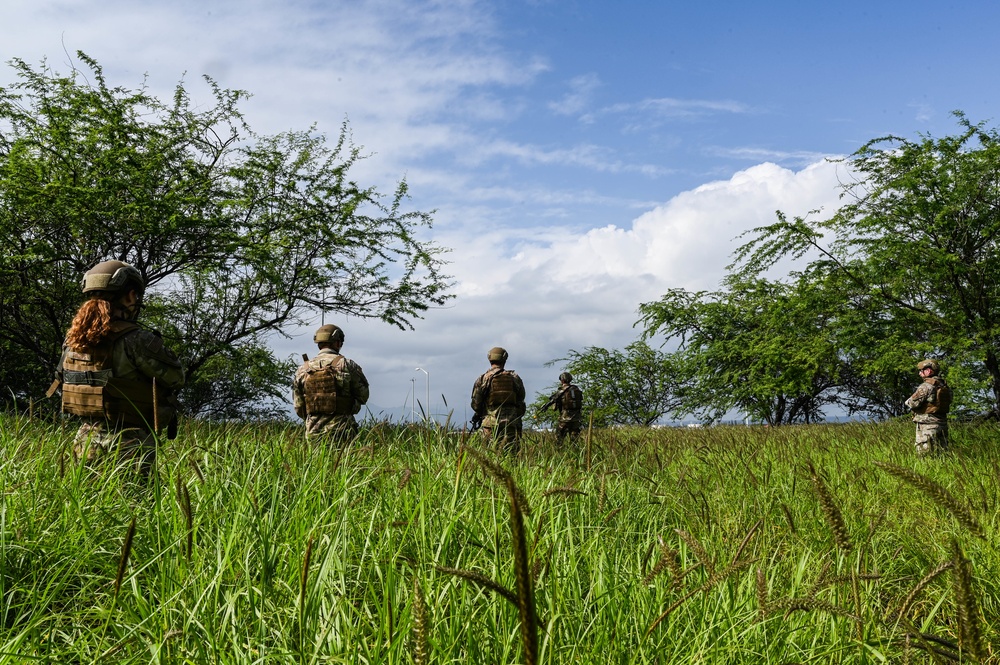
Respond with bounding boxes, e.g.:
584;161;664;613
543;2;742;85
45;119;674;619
558;386;580;411
487;370;517;408
60;323;164;428
304;356;354;416
925;380;952;415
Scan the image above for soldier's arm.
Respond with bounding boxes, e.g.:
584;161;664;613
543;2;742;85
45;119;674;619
351;361;370;405
514;374;527;415
291;369;307;420
470;377;484;415
128;329;186;390
904;382;932;410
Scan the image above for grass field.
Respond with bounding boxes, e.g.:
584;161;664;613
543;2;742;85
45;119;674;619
0;414;997;663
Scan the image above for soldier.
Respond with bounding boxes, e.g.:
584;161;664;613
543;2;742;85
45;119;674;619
48;260;185;478
545;372;584;445
904;358;952;456
292;324;370;444
470;346;526;454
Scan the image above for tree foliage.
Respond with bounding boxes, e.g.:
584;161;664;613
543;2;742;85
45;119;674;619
730;111;1000;416
0;53;452;417
639;277;841;425
638;112;1000;423
532;341;677;427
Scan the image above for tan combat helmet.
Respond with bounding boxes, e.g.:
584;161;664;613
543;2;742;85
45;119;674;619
314;324;345;345
487;346;508;364
81;260;145;296
559;372;572;384
916;359;940;373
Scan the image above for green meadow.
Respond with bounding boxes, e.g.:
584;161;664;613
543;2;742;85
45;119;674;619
0;414;996;663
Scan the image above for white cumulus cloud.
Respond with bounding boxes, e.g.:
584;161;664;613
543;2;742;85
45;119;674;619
281;157;849;420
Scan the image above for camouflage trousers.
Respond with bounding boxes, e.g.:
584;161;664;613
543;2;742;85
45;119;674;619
481;422;522;455
914;421;949;456
556;421;582;445
73;422;156;478
305;415;359;447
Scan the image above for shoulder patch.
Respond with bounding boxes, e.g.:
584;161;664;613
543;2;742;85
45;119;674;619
146;335;164;353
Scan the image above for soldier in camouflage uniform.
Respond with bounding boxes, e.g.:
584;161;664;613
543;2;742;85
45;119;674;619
292;324;370;445
470;347;526;455
904;358;952;456
546;372;584;445
49;260;185;478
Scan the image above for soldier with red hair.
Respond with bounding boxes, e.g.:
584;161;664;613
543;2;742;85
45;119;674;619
49;260;185;477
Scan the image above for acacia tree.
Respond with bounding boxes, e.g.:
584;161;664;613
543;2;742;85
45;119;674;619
531;341;678;427
730;112;1000;416
816;270;923;419
638;277;841;425
0;53;452;417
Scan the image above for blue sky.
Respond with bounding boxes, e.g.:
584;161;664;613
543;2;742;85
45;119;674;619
4;0;999;423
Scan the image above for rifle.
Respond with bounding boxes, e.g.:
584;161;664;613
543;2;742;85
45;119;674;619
535;387;567;417
470;414;483;433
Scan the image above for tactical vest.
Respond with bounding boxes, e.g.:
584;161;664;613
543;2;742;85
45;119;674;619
61;322;165;429
561;385;582;411
923;377;952;416
303;355;356;416
486;369;518;408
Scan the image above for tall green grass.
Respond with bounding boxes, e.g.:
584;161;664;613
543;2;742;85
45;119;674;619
0;414;997;663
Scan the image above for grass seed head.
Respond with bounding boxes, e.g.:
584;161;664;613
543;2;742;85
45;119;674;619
891;560;953;622
412;578;430;665
951;539;985;661
435;566;518;605
114;515;137;597
874;461;985;539
675;528;715;578
808;461;852;552
756;568;768;620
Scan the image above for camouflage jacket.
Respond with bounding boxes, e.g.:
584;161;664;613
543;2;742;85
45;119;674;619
292;349;370;437
905;376;951;423
55;320;185;431
471;366;526;428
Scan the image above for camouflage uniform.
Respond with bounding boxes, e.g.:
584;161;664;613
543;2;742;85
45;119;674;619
53;262;185;478
904;359;952;456
293;343;369;445
549;374;583;444
471;347;526;455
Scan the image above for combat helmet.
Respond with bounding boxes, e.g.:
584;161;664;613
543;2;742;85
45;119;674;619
487;346;508;363
559;372;572;384
314;324;345;344
916;359;940;373
81;260;145;296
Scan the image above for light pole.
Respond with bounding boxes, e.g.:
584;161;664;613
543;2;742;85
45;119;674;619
415;367;429;422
